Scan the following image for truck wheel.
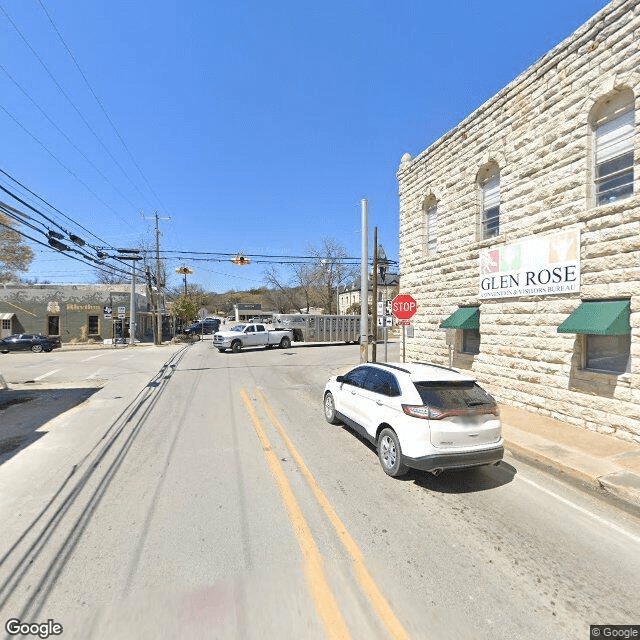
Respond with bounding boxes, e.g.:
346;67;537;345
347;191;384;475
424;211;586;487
264;344;273;349
231;340;242;353
279;336;291;349
217;348;226;353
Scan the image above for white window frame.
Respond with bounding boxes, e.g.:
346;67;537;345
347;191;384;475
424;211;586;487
593;92;635;207
425;202;437;253
480;174;500;240
595;109;634;206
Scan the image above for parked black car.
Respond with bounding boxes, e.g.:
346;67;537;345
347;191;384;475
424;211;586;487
183;319;221;336
0;334;61;353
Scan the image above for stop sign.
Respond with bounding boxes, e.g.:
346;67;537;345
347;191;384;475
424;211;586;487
391;294;417;320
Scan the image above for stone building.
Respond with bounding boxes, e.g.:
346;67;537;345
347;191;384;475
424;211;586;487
0;283;153;343
397;0;639;442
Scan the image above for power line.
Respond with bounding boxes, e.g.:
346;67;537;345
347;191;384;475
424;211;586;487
0;219;134;281
0;173;114;247
0;3;146;224
0;63;143;215
35;0;171;218
0;103;137;230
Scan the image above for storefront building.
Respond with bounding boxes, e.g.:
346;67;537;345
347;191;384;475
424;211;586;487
0;284;153;343
397;0;639;442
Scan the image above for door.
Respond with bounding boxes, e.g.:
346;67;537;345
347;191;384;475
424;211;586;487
253;324;268;345
337;366;370;425
358;368;401;438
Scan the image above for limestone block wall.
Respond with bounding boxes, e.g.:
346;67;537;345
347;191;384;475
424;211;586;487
397;0;640;442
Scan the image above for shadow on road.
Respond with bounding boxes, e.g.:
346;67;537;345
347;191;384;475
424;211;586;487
348;426;516;494
410;461;517;493
0;387;100;465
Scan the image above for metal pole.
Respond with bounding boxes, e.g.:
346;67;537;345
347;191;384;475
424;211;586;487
129;259;136;345
383;295;388;362
155;212;163;345
402;325;406;363
359;199;368;364
372;227;378;363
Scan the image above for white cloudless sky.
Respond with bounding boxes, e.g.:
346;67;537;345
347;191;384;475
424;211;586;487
0;0;609;292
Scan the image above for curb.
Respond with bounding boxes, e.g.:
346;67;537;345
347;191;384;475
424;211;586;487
504;439;640;517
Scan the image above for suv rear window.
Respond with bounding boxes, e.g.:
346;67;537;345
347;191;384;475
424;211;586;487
413;381;496;411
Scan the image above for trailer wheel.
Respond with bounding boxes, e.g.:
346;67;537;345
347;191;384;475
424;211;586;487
279;336;291;349
231;340;242;353
217;348;226;353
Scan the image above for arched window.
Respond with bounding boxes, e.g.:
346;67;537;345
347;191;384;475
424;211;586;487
591;88;635;206
477;162;500;240
423;197;437;253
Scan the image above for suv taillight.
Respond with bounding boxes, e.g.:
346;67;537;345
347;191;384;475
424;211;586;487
402;404;432;419
402;404;498;420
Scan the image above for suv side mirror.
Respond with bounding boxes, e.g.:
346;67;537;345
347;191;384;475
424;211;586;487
336;375;345;383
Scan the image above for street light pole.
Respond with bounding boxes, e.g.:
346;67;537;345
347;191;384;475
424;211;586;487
116;249;141;346
359;198;368;364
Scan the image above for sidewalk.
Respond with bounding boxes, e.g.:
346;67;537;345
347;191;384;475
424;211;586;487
500;404;640;514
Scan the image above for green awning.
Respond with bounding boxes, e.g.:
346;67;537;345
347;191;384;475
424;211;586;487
440;307;479;330
557;300;630;335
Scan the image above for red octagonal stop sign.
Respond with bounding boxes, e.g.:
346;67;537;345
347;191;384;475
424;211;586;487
391;294;417;320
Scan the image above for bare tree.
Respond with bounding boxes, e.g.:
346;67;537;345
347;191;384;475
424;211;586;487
0;212;34;282
262;238;357;314
307;237;358;314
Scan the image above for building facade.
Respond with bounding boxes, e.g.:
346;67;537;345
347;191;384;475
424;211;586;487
338;274;399;315
0;284;153;343
397;0;639;442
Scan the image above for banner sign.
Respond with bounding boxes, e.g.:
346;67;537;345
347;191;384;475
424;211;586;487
479;228;580;299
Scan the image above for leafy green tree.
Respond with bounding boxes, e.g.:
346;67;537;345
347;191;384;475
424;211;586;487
171;292;206;325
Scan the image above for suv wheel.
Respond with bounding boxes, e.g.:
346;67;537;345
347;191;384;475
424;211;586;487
378;428;408;477
323;392;341;425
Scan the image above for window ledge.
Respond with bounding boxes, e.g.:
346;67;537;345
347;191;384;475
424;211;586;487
476;234;505;249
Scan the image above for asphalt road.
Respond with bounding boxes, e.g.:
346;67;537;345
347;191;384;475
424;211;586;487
0;340;639;639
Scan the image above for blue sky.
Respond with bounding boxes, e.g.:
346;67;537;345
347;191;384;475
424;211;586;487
0;0;609;293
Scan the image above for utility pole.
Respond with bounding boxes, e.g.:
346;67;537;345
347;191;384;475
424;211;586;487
360;198;368;364
372;227;378;363
144;211;169;345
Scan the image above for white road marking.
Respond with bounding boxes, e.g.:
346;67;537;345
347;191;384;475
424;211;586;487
518;475;640;544
82;353;108;362
33;369;60;381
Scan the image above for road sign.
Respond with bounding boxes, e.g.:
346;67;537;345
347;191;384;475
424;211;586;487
104;314;112;320
103;306;112;315
118;313;126;319
377;316;393;327
118;306;126;314
391;294;417;320
398;319;411;326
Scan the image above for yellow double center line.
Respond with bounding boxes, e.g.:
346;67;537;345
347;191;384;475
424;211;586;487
240;387;408;640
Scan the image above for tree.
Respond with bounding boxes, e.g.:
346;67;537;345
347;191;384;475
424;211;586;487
0;212;34;282
307;237;358;314
262;238;357;314
171;292;207;325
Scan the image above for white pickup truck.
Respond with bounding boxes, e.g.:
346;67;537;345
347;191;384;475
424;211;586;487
213;323;293;353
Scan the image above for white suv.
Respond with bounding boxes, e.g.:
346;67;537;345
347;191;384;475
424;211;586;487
323;362;503;478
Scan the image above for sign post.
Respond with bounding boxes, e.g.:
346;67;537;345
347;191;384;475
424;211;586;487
391;294;417;363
